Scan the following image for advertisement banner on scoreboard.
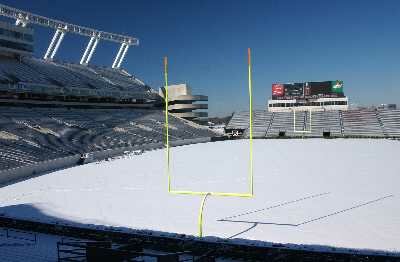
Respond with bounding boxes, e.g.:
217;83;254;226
272;84;284;96
331;80;344;93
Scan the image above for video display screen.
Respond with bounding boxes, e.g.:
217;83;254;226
272;81;344;100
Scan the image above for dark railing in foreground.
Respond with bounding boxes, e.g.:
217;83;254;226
57;240;195;262
0;227;37;246
0;216;399;262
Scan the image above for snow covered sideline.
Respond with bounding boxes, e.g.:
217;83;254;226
0;139;399;255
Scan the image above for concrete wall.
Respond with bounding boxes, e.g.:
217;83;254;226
0;137;212;187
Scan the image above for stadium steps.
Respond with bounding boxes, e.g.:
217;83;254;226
375;110;387;137
266;111;294;137
245;110;273;138
293;111;306;135
265;112;275;135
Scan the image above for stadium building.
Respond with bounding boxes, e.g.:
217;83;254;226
159;83;208;122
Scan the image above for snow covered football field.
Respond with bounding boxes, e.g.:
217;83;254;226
0;139;399;255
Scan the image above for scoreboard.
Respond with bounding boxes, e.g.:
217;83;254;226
272;81;344;100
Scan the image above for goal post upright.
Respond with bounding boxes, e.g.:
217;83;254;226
247;47;254;196
164;57;171;192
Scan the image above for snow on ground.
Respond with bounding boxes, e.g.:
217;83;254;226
0;139;399;255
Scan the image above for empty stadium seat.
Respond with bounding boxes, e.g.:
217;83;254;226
0;107;217;172
342;110;384;137
227;109;397;139
377;109;400;137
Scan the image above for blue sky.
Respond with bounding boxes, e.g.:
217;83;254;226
2;0;400;116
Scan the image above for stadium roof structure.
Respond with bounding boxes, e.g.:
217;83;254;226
0;3;138;68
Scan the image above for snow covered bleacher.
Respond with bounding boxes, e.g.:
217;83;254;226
227;109;400;139
266;112;294;137
378;109;400;137
342;110;384;137
225;111;250;131
246;110;273;138
0;56;159;101
304;111;342;137
0;57;51;85
88;65;151;93
0;107;217;172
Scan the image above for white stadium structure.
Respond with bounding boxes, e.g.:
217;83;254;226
0;3;399;262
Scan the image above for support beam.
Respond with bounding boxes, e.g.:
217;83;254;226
116;44;129;68
84;37;99;65
80;36;95;65
44;30;60;60
112;43;126;69
49;30;65;60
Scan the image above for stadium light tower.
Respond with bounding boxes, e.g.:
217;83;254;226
0;4;139;66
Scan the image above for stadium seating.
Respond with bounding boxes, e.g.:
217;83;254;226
88;66;150;92
266;112;294;137
0;56;158;101
342;110;384;137
0;107;216;171
304;111;342;137
249;110;273;138
377;109;400;137
227;109;400;139
0;57;52;85
225;111;250;133
22;58;91;89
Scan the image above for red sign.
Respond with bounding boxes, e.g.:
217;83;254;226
272;84;284;96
